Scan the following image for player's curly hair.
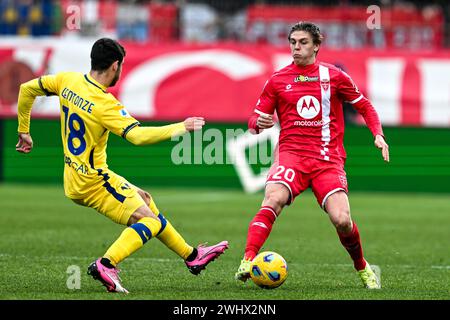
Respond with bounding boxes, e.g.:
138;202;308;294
288;22;324;46
90;38;126;72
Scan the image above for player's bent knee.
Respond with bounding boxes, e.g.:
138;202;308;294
324;191;349;213
128;205;160;225
333;214;352;231
263;189;289;211
264;195;285;209
327;208;352;232
325;193;352;231
136;189;152;206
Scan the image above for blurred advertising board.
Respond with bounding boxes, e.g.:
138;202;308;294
0;39;449;127
246;5;444;49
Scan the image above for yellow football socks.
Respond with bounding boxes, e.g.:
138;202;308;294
156;217;194;260
104;216;162;266
149;197;194;260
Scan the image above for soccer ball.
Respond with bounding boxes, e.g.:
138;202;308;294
250;251;288;289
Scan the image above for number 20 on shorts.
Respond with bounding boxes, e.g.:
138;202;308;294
272;166;295;182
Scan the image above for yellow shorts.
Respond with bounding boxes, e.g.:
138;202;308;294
71;170;146;226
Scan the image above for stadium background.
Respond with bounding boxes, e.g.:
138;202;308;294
1;0;449;193
0;0;449;301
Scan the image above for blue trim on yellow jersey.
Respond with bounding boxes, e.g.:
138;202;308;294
130;223;152;244
156;213;168;235
89;148;95;169
97;169;125;203
84;74;107;93
121;121;140;138
38;77;57;96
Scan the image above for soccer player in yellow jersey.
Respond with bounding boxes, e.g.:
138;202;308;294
15;38;229;293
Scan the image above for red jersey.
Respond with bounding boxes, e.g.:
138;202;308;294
249;61;383;164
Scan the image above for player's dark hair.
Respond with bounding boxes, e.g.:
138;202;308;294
288;21;324;46
90;38;126;72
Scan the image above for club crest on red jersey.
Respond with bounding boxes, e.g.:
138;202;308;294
320;79;330;91
339;175;347;187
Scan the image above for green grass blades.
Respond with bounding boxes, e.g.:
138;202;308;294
0;184;449;300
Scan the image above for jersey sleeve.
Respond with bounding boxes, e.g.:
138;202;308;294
254;76;277;116
38;74;62;96
100;100;141;138
338;70;384;137
125;122;186;145
17;73;63;133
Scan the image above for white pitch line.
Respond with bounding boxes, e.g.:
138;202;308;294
0;253;177;263
0;253;449;270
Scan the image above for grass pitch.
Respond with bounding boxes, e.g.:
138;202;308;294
0;183;448;300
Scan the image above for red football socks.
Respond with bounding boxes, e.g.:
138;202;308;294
337;221;367;271
244;206;278;260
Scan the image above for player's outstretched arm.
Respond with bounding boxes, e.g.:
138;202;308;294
338;71;389;163
126;117;205;146
374;134;389;162
16;78;48;154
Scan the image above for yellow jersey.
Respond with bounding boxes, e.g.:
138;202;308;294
17;72;179;199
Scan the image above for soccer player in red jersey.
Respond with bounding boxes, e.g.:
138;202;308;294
235;22;389;289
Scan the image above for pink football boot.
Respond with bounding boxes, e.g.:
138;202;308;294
185;241;229;275
87;258;129;293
